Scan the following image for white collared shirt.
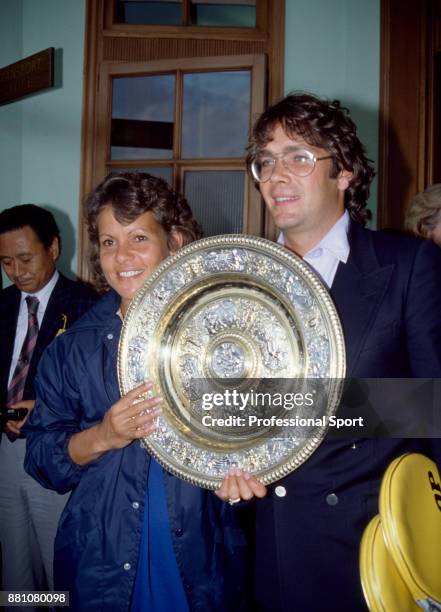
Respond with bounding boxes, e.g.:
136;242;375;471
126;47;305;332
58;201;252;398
8;270;60;386
277;211;350;288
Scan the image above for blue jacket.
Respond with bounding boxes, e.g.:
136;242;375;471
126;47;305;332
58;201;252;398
23;291;252;612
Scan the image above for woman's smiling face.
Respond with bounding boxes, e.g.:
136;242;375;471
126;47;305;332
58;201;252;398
98;206;182;315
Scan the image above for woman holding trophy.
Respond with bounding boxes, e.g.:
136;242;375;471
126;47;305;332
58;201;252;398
23;172;253;612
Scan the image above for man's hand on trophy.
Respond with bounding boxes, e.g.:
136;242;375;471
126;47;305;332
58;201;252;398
216;466;267;504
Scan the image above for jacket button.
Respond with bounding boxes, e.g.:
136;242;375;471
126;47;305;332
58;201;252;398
275;486;287;497
132;501;140;510
175;528;183;537
326;493;339;506
123;563;131;571
107;333;114;340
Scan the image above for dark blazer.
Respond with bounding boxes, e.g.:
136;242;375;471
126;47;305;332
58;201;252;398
0;273;98;410
255;222;441;612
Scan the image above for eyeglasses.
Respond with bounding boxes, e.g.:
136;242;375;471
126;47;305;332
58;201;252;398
251;147;333;182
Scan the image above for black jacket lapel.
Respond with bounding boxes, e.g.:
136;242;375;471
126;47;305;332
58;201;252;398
330;222;394;376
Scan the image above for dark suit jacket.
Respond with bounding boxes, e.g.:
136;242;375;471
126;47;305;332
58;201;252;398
255;222;441;612
0;273;97;411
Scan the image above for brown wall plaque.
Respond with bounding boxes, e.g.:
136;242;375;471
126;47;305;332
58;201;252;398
0;48;54;105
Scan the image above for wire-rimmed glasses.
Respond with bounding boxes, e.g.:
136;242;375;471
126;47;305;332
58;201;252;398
251;147;333;183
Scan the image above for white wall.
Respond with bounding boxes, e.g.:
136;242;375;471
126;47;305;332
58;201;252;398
0;0;86;285
0;0;23;211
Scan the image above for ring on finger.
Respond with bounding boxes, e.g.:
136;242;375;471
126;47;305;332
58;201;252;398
228;497;241;506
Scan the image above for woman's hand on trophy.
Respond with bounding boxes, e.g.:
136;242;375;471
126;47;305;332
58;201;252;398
97;382;162;451
69;382;162;466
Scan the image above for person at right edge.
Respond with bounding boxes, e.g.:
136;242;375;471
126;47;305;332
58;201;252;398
217;92;441;611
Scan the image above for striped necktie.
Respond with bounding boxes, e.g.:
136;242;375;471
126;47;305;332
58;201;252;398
6;295;40;407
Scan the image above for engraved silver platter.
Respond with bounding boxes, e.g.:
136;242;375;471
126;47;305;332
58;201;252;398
118;235;346;489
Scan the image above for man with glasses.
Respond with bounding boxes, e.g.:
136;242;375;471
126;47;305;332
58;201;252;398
217;92;441;610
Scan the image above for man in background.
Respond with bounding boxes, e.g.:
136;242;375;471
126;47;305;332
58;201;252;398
0;204;97;604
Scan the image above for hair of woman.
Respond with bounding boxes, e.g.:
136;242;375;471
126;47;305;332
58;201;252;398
85;172;202;291
405;183;441;240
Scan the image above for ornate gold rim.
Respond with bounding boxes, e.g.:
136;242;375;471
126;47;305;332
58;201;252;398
118;234;346;489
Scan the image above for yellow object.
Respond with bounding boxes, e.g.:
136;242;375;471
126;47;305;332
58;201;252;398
360;514;419;612
56;313;68;336
379;453;441;605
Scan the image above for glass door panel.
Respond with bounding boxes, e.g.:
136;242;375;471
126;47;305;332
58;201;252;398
114;0;183;25
182;70;251;158
114;0;256;27
111;74;175;160
184;170;245;236
189;0;256;27
99;55;264;244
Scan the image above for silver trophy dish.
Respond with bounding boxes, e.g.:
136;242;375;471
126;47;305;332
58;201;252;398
118;235;346;489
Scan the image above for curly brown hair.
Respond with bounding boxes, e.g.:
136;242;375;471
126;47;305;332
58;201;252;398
246;92;375;225
85;172;202;291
